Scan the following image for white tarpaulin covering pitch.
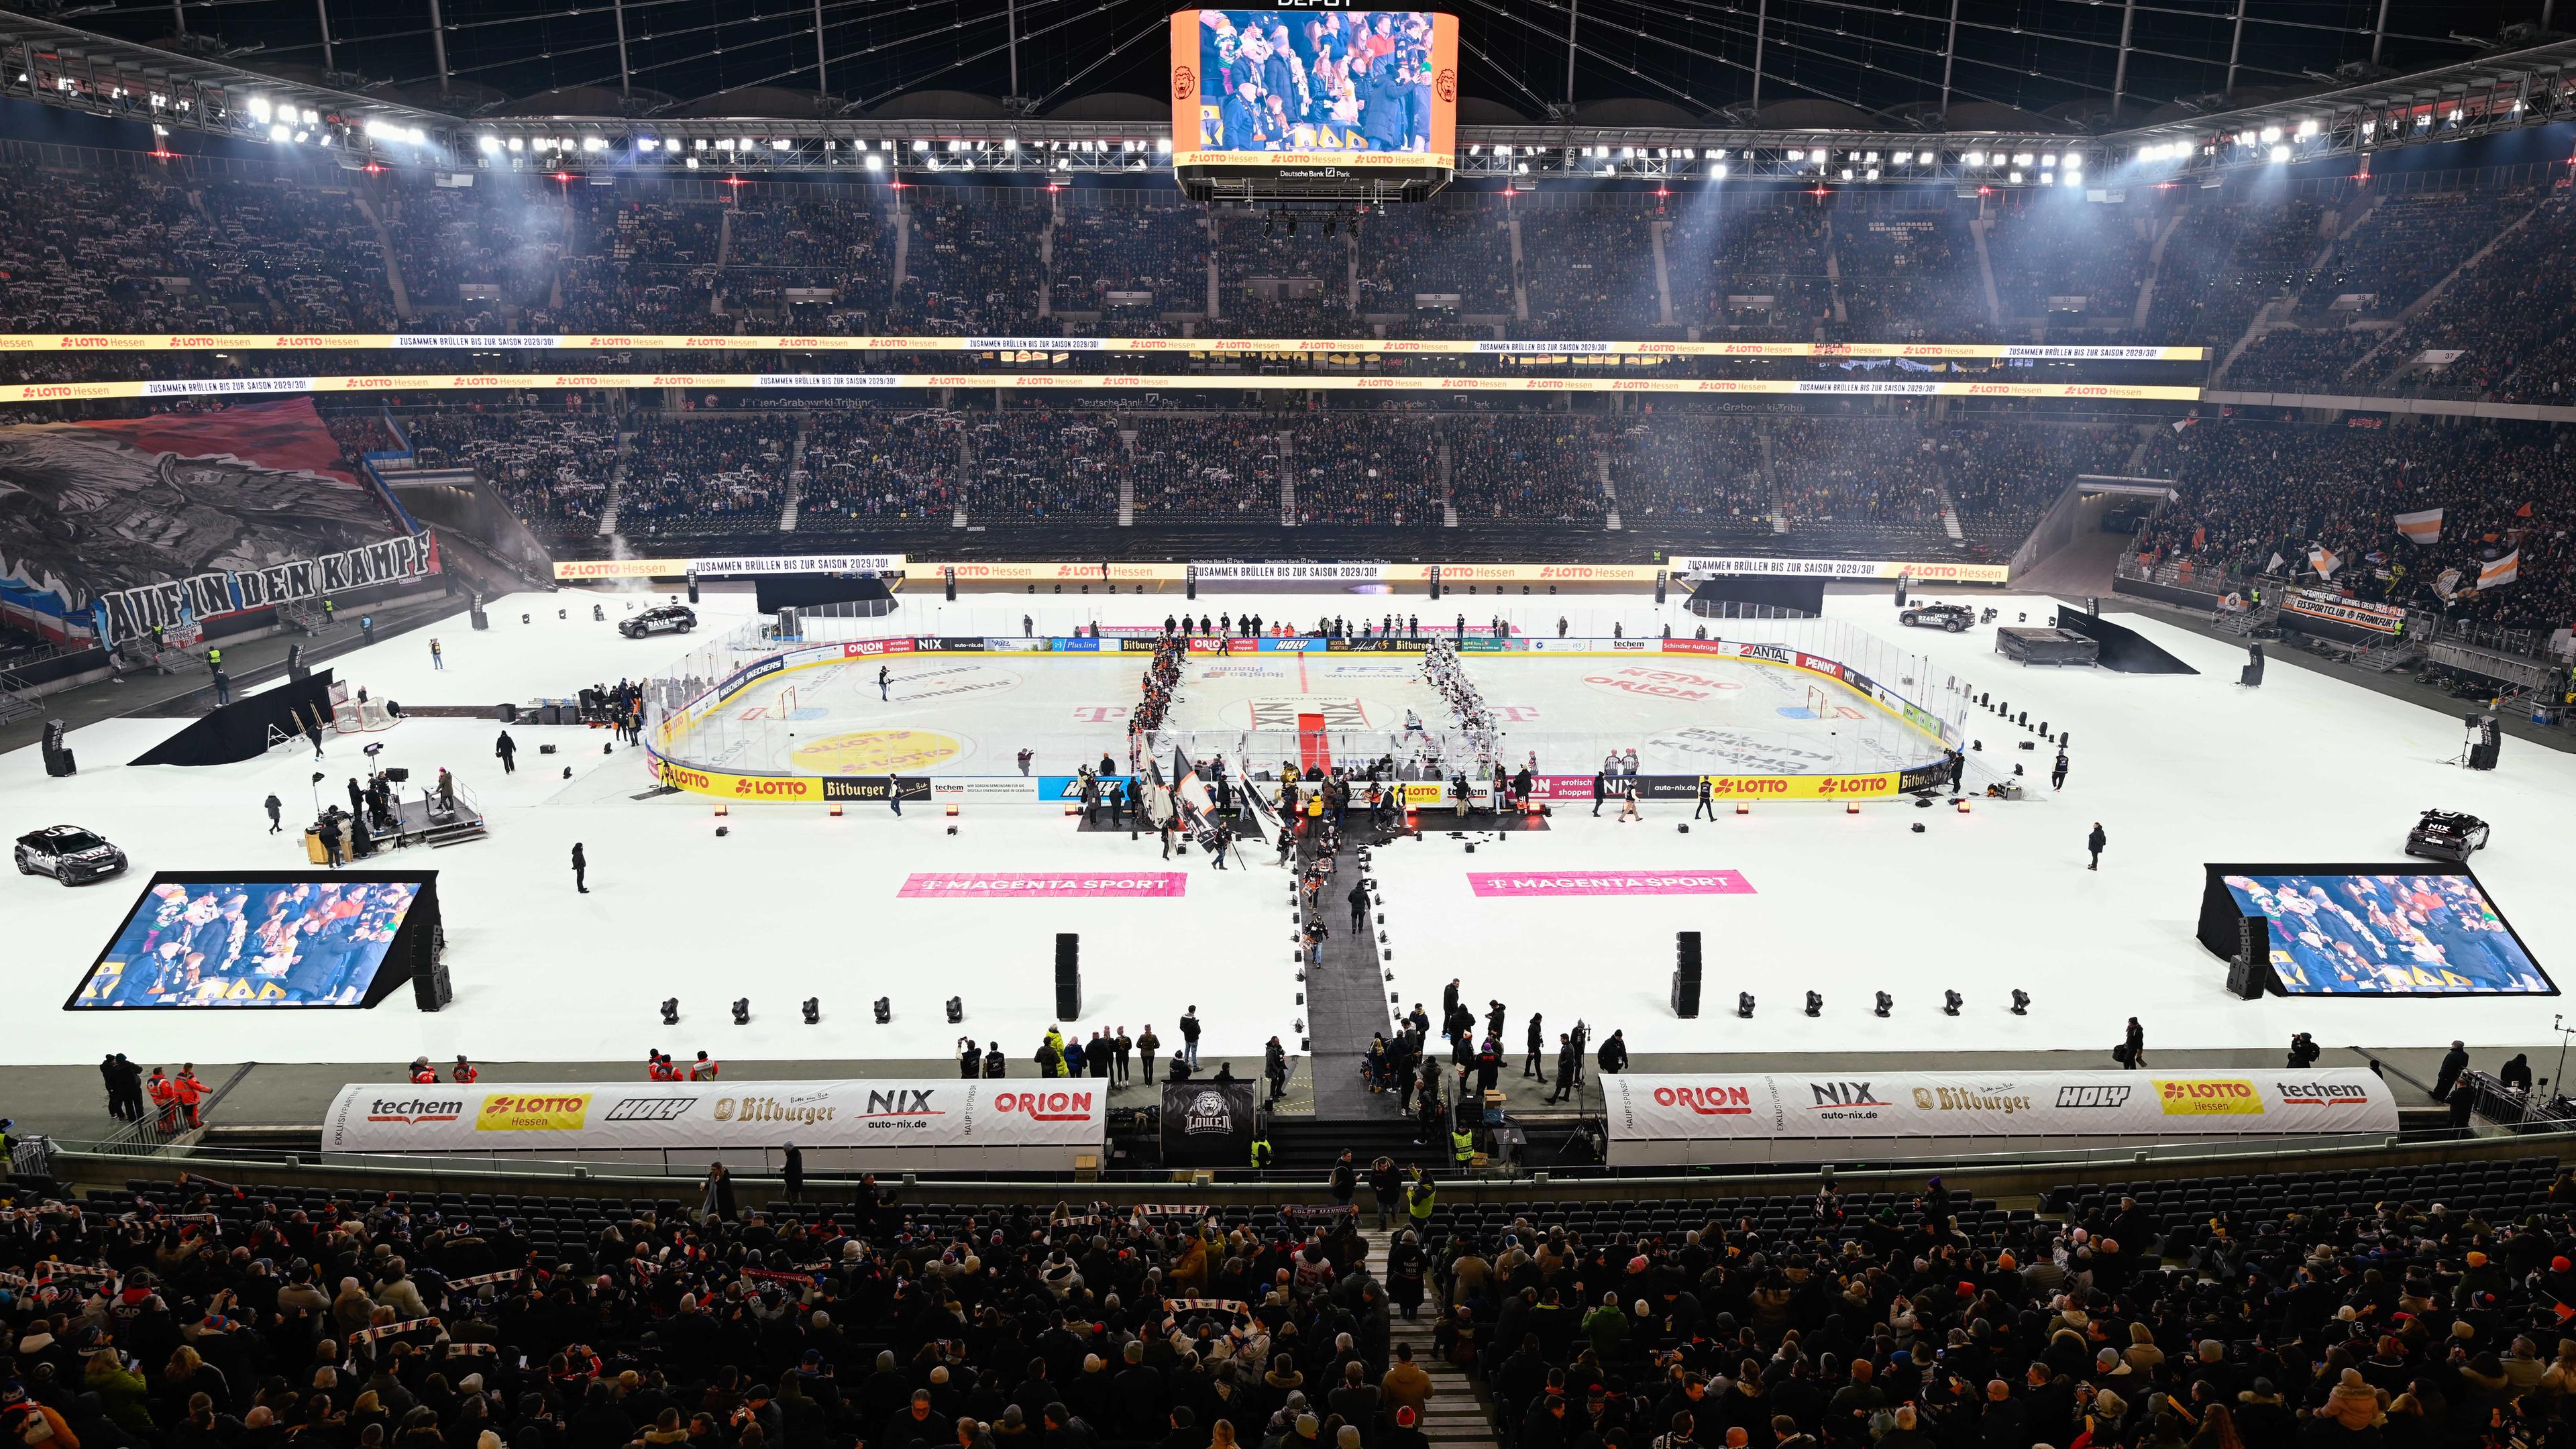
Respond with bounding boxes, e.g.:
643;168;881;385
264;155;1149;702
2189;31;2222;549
1603;1070;2397;1167
322;1079;1106;1171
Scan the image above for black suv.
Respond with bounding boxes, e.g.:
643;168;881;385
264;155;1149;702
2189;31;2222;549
2405;810;2490;862
619;604;698;639
1898;602;1976;633
15;825;129;885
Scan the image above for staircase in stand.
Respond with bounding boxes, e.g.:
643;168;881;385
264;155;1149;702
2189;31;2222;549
1439;439;1458;528
1597;450;1621;531
596;432;632;537
778;421;808;532
1366;1226;1502;1449
1280;429;1299;526
1118;473;1136;528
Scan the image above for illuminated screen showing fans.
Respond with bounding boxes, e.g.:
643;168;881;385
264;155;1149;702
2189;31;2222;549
68;877;423;1008
1169;9;1457;169
2220;871;2555;996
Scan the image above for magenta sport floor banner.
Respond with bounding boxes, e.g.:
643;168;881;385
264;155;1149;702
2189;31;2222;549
322;1079;1106;1171
0;398;416;635
1602;1069;2398;1167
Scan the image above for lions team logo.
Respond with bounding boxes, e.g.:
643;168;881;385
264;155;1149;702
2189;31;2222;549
1174;66;1197;102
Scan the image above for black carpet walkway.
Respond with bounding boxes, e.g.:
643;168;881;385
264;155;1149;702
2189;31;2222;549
1294;810;1409;1121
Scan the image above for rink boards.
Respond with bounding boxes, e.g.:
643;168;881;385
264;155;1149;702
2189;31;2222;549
645;631;1961;805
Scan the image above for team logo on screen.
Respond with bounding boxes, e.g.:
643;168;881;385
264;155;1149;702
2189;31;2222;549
1174;66;1197;101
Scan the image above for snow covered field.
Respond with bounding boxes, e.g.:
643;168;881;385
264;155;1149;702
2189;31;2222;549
2;584;2566;1068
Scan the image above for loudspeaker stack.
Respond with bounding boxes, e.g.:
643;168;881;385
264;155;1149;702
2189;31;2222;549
1055;932;1082;1018
1670;930;1702;1018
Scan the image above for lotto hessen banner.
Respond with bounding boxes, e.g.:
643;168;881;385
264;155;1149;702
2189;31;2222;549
1670;555;2012;585
1525;772;1907;802
322;1080;1104;1162
2282;588;2406;636
1601;1070;2394;1167
1468;870;1755;898
896;871;1187;899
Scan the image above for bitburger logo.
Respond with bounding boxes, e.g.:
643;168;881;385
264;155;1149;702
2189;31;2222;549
712;1097;735;1121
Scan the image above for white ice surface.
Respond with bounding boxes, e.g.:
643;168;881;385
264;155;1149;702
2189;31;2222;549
3;586;2566;1067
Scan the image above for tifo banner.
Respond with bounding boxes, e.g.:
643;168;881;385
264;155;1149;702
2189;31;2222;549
1672;555;2012;584
2282;588;2407;637
95;529;433;648
1468;870;1756;898
1602;1069;2396;1167
557;552;902;581
1;374;2205;405
0;333;2205;360
0;398;416;617
896;871;1187;899
321;1079;1104;1157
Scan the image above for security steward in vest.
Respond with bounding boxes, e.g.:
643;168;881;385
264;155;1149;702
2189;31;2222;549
1450;1120;1476;1169
1250;1130;1275;1170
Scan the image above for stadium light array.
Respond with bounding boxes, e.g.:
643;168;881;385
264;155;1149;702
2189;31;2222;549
2270;144;2292;163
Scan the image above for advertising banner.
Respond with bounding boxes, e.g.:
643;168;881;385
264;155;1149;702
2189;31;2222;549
1466;870;1756;898
5;374;2204;407
1161;1079;1258;1167
896;871;1188;900
0;333;2203;361
556;553;902;581
1603;1069;2396;1166
322;1079;1105;1162
1191;562;1391;583
1671;555;2012;585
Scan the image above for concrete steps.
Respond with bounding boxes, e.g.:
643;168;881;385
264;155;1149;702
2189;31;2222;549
1362;1227;1499;1449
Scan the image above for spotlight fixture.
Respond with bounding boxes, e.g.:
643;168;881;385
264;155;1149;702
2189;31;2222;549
2010;989;2031;1016
801;996;820;1025
1943;989;1963;1016
1874;991;1893;1018
731;997;751;1025
1804;990;1824;1018
1736;991;1756;1019
660;998;680;1026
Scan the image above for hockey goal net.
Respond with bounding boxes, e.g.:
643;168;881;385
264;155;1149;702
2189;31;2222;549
1804;685;1834;720
333;699;398;733
777;684;799;720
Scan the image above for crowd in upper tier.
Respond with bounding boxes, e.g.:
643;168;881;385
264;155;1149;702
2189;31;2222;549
3;159;2572;400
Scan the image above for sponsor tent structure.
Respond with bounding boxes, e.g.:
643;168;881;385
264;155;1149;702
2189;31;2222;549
1602;1071;2395;1168
324;1079;1106;1172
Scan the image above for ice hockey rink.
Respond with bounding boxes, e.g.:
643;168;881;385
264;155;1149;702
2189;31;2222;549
1;582;2569;1068
661;614;1953;784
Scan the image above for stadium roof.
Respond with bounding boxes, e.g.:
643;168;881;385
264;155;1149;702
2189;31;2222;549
1;1;2571;186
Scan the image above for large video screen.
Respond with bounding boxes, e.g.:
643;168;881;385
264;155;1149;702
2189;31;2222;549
1170;9;1457;169
2219;870;2555;996
68;876;426;1008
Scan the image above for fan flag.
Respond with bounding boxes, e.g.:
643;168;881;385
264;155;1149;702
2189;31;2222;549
2477;550;2520;590
2394;508;2443;545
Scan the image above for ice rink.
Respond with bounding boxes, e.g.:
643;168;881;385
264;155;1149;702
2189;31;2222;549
3;582;2568;1068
